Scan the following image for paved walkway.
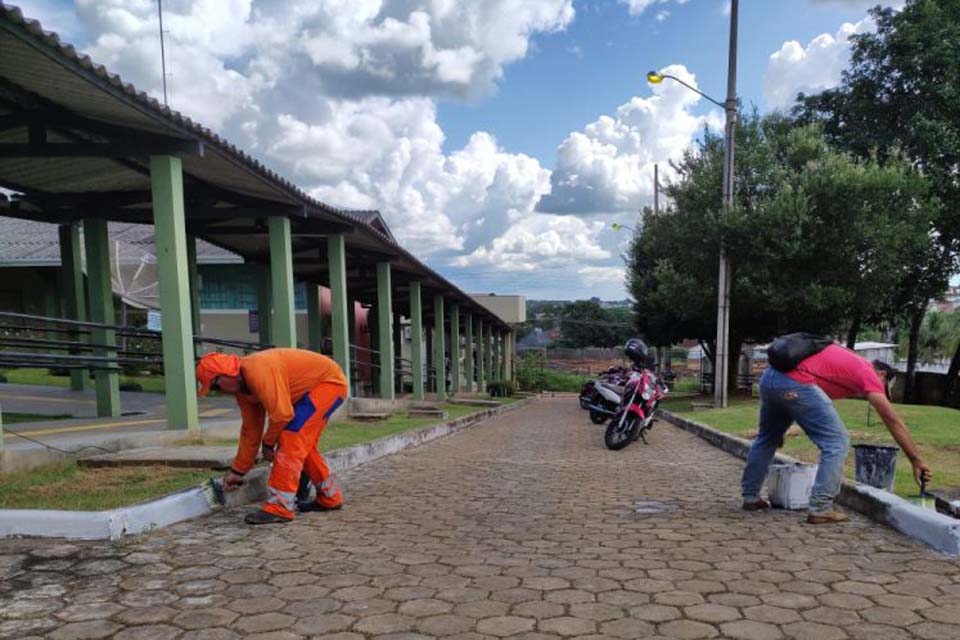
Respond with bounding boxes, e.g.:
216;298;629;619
2;397;959;640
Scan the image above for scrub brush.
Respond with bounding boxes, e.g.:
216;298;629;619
200;477;243;508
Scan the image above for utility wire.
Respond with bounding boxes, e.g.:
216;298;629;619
4;426;111;455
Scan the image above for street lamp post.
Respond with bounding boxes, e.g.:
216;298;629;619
647;0;738;408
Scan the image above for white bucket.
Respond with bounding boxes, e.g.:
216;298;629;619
767;463;818;510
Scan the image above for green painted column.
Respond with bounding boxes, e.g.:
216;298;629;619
150;155;200;431
268;217;296;348
450;303;460;395
425;327;433;392
328;234;350;395
59;224;89;392
464;314;474;393
505;331;514;382
186;234;201;336
476;319;485;391
376;262;395;400
83;219;120;417
410;282;424;400
307;284;323;352
434;295;446;401
256;264;272;347
393;311;402;393
484;324;492;383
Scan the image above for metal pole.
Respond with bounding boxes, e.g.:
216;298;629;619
157;0;168;106
654;163;659;215
714;0;738;409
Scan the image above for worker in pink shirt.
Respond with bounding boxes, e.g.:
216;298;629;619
741;334;932;524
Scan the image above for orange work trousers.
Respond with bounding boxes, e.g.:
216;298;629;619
262;382;346;519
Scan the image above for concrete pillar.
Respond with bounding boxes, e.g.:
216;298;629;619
376;263;395;400
410;282;424;400
423;324;437;393
450;303;460;395
328;234;350;395
434;295;446;401
59;224;89;391
186;234;201;336
484;324;492;384
83;219;120;417
268;217;296;348
464;313;474;393
505;330;514;382
393;311;402;394
256;264;272;347
307;283;323;352
150;155;200;431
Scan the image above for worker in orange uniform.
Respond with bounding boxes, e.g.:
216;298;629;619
196;348;348;525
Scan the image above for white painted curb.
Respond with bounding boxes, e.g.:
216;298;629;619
0;397;536;541
660;409;960;557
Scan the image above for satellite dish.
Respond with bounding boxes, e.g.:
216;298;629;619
108;227;161;310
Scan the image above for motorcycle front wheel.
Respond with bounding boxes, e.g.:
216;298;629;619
604;413;640;450
589;409;608;424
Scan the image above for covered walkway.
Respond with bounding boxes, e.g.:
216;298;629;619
0;3;515;440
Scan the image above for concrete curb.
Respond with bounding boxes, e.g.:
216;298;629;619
659;409;960;556
0;396;537;541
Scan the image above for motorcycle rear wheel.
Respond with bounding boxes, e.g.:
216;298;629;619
604;413;640;450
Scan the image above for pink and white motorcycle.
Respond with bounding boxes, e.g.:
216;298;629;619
603;367;668;450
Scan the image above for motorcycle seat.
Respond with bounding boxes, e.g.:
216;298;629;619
599;382;625;396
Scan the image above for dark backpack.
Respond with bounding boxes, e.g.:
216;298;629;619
767;332;833;372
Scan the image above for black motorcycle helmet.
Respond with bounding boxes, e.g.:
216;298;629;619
624;338;649;367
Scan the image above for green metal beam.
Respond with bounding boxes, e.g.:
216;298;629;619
268;216;296;348
83;218;119;417
307;284;323;352
476;319;485;392
328;234;351;395
186;234;201;335
377;262;395;400
410;281;424;400
58;223;88;391
150;155;199;431
434;295;446;401
464;313;474;394
256;264;272;347
450;303;460;395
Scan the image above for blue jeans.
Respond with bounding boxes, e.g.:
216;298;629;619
741;368;850;513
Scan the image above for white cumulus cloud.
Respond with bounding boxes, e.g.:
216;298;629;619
538;64;721;215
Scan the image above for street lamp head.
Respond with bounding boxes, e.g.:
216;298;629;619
646;70;664;84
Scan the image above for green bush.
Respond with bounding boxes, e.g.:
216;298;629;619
487;380;516;397
515;351;546;392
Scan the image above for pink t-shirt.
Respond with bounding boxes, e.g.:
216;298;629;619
786;344;886;399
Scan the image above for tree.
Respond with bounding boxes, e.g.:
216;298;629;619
919;310;960;365
557;300;633;348
795;0;960;399
628;113;934;394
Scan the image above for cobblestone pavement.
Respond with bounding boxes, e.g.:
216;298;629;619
3;397;960;640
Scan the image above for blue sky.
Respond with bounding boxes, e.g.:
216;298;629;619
11;0;891;300
438;0;882;169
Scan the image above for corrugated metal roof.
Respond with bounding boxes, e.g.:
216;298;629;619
0;2;510;328
0;215;241;266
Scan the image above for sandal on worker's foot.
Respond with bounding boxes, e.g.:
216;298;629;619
298;501;343;513
244;510;292;525
806;510;849;525
742;499;770;512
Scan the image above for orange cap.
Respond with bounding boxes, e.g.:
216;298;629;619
196;352;241;397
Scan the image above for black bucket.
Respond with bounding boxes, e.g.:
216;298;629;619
853;444;899;492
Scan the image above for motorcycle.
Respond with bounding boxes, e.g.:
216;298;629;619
579;366;631;424
603;367;668;450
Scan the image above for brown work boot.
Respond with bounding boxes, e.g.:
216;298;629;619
806;510;849;525
742;498;770;511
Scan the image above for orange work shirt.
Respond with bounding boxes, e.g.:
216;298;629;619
231;348;347;474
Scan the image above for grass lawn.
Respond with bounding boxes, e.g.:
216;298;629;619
3;412;73;424
663;394;959;498
0;464;211;510
2;397;521;511
0;368;165;393
543;369;588;392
